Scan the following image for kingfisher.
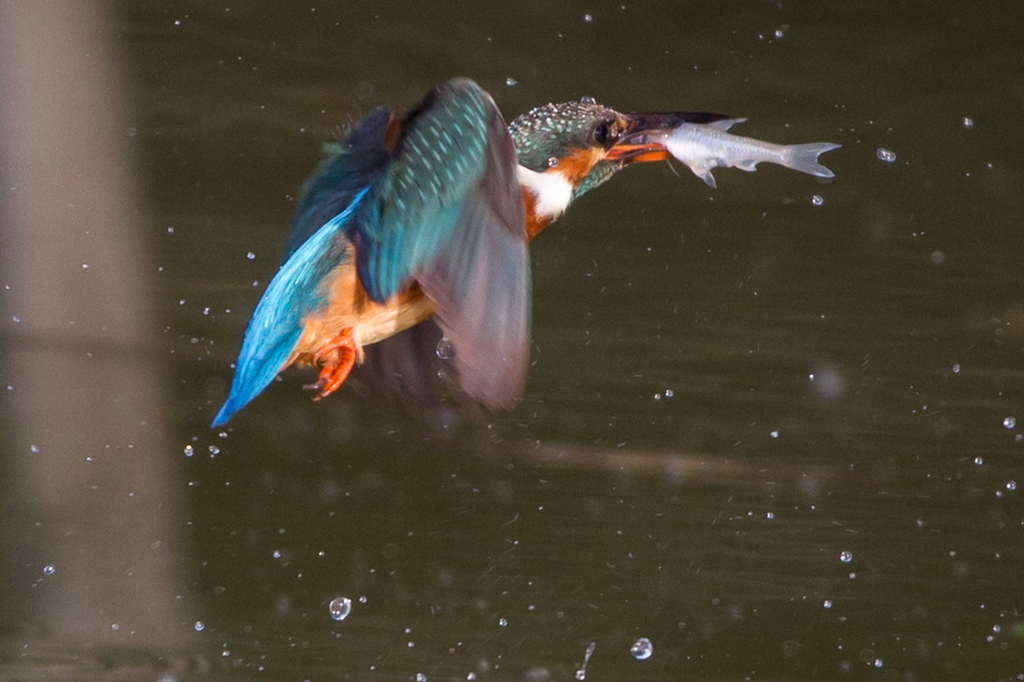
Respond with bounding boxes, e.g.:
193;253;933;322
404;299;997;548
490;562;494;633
211;78;835;427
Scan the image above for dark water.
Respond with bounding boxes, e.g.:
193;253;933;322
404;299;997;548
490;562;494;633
2;0;1024;680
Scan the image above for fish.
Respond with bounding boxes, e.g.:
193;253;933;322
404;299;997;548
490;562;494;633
636;117;840;189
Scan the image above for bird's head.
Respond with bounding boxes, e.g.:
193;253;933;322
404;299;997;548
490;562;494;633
508;97;682;235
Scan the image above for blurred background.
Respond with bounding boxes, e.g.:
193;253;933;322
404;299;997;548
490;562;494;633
1;0;1023;680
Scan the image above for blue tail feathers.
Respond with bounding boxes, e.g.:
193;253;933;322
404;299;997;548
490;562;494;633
211;193;368;427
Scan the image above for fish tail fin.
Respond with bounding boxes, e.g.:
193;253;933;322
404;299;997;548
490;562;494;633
783;142;841;178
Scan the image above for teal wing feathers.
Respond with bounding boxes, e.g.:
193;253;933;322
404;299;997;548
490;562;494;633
213;79;530;424
353;78;530;409
283;107;394;260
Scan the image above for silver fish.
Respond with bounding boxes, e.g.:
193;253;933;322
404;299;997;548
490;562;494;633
656;118;840;188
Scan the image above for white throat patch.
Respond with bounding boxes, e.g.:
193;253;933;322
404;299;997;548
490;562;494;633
516;165;573;219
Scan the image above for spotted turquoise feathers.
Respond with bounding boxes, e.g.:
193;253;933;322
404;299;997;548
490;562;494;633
213;78;529;425
508;98;623;201
353;79;494;302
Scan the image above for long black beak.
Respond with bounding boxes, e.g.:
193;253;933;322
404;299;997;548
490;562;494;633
606;111;732;162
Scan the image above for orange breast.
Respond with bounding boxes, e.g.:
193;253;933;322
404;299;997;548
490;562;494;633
522;187;548;240
290;172;538;370
289;243;435;369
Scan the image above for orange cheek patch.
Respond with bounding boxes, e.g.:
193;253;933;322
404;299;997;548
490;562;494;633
555;147;605;185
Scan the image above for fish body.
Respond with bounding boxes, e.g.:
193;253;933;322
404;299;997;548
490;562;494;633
655;118;840;188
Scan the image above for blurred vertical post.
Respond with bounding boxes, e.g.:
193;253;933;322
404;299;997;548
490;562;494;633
0;0;185;648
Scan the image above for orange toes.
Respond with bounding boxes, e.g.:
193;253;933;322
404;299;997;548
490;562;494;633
315;349;355;398
304;328;357;401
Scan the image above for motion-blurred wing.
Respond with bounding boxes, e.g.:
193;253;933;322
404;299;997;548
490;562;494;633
347;318;458;410
284;107;394;259
352;78;530;409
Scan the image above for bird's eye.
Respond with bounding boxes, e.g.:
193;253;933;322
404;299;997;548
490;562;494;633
592;122;610;145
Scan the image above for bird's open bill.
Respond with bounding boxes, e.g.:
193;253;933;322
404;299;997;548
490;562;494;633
605;112;710;163
605;140;670;163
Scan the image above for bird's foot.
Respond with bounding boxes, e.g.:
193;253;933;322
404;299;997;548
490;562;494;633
303;328;357;401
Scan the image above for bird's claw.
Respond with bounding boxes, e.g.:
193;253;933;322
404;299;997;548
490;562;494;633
303;328;357;402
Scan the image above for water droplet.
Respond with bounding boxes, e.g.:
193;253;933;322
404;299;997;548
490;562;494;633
208;445;220;456
876;148;896;163
272;549;281;559
436;337;455;360
575;641;596;680
770;430;779;438
630;637;653;660
974;456;984;465
415;674;428;682
963;117;974;129
664;389;673;398
1003;416;1016;429
952;363;961;374
766;511;775;520
546;157;559;168
498;618;508;627
246;251;256;260
823;599;832;609
359;595;368;603
505;77;517;87
167;226;175;234
811;194;824;206
184;444;194;457
42;564;55;576
1007;480;1017;491
583;13;594;22
840;550;853;563
580;95;596;105
467;674;477;682
194;621;205;632
329;595;352;621
930;250;945;265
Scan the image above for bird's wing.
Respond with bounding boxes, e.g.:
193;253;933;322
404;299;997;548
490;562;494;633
347;317;462;412
284;107;394;259
352;78;530;409
211;108;393;427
